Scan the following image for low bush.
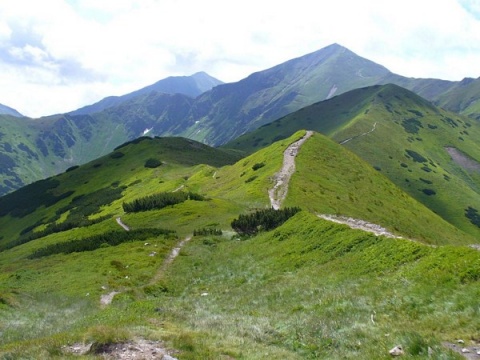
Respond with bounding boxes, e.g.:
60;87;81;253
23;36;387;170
123;191;205;213
144;158;162;168
231;207;301;236
28;228;175;258
252;162;265;171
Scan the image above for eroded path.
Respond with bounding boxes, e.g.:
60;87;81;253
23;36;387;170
318;214;402;239
340;122;377;145
149;236;192;285
269;131;314;209
100;234;192;304
116;217;130;231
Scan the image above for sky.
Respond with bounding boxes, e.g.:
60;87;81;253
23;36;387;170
1;0;480;118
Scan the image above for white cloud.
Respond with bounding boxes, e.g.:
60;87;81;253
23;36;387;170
0;0;479;117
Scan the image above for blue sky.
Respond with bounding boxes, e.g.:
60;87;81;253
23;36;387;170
1;0;480;117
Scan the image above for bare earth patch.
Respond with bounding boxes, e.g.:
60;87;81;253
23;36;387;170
445;147;480;172
100;291;121;306
63;338;178;359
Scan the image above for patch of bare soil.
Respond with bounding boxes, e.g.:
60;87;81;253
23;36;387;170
63;338;178;359
445;147;480;172
268;131;313;209
100;291;120;306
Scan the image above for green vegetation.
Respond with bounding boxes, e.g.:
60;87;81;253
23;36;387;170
465;206;480;227
226;84;480;236
231;207;301;236
1;88;480;358
29;228;175;258
144;158;162;168
123;191;205;213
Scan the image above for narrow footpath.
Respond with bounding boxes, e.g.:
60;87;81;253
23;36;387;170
268;131;314;209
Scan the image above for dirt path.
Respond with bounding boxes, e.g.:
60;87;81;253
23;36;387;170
318;214;402;239
116;217;130;231
149;236;192;285
268;131;314;209
340;122;377;145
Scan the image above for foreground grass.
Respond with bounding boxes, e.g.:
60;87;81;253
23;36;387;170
1;212;478;358
150;212;479;359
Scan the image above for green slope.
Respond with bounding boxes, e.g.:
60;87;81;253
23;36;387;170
226;84;480;236
152;211;480;358
0;132;477;358
433;77;480;120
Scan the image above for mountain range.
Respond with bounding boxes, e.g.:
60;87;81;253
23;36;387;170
2;42;480;358
1;43;480;196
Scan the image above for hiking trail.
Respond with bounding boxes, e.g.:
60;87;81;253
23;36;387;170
268;131;313;209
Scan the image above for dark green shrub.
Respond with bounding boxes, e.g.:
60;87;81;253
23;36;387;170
405;150;427;163
194;228;222;236
465;206;480;227
65;165;79;172
245;176;257;183
110;151;125;159
252;162;265;171
401;118;423;134
422;189;436;196
144;158;162;168
231;207;301;236
123;191;205;213
28;228;175;258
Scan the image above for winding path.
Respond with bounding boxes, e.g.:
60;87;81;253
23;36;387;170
340;122;377;145
268;131;314;209
116;217;130;231
149;236;192;284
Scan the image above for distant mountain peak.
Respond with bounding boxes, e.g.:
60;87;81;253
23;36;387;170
69;71;223;116
0;103;24;117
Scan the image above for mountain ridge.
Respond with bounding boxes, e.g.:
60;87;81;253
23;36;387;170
0;103;23;117
1;43;480;195
69;71;223;116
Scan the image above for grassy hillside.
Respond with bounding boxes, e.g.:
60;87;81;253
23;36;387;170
0;132;478;359
226;84;480;236
434;77;480;120
284;132;470;245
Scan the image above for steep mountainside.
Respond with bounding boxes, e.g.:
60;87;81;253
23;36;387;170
70;71;223;115
433;77;480;120
226;84;480;236
180;43;392;144
0;132;478;359
1;43;479;196
0;103;23;117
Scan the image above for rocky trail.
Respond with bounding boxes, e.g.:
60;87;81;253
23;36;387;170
268;131;313;209
318;214;403;239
